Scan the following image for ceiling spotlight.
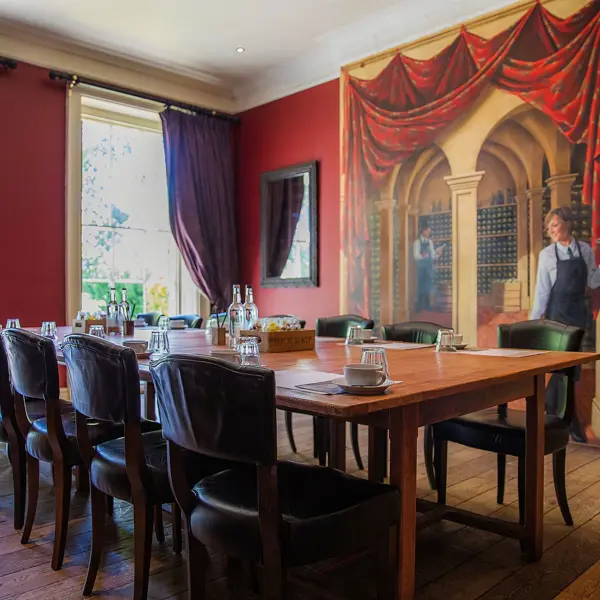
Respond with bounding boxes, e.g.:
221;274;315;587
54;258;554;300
236;47;245;53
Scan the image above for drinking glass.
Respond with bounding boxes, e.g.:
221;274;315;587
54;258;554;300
89;325;105;338
237;337;261;366
41;321;57;339
6;318;20;329
149;330;170;355
361;347;389;379
345;326;363;345
158;316;170;331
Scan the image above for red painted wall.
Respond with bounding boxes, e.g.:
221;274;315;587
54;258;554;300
0;63;66;327
236;79;340;328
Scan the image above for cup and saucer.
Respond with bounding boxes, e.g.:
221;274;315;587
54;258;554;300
333;364;393;395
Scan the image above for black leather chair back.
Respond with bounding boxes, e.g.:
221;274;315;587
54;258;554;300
381;321;443;343
62;334;140;424
1;329;59;401
150;354;277;466
0;342;13;441
315;314;375;338
498;319;583;354
137;312;162;327
266;315;307;329
498;319;584;423
170;314;203;328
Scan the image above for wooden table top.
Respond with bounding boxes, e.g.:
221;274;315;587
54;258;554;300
52;326;600;419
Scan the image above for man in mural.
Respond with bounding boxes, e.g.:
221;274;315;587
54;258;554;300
531;206;600;442
413;223;445;313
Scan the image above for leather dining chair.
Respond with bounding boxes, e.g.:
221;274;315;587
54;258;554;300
379;322;444;487
150;354;400;600
62;334;231;600
1;329;124;570
310;314;376;469
429;320;584;526
137;312;162;327
169;314;203;328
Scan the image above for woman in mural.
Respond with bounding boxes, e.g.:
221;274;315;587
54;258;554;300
531;206;600;441
413;223;445;313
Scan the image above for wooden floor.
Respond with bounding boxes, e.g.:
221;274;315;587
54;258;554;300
2;413;600;599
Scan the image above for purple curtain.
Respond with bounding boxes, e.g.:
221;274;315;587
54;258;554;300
161;109;238;310
266;176;305;277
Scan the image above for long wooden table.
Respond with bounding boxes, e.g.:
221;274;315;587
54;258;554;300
55;327;600;600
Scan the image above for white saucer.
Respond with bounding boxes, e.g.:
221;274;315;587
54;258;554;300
362;337;378;343
332;377;393;395
454;344;468;350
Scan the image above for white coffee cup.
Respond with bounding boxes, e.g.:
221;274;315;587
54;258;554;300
210;349;242;365
453;333;463;345
122;340;148;354
344;363;386;386
360;328;374;340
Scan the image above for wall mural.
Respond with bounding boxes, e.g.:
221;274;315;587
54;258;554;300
341;0;600;443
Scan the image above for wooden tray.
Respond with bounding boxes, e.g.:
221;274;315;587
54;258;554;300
240;329;315;353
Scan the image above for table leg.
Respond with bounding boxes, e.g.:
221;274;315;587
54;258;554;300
143;382;157;421
329;419;346;472
368;426;388;482
524;374;544;561
388;404;419;600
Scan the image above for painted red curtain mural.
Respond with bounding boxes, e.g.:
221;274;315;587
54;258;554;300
343;0;600;316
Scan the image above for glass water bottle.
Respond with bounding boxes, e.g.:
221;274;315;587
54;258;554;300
243;285;259;330
227;285;244;347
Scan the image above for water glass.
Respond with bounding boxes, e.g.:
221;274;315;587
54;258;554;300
149;330;170;355
435;329;456;352
41;321;57;339
361;347;389;379
346;326;363;345
6;318;20;329
89;325;105;338
237;336;261;366
158;316;171;331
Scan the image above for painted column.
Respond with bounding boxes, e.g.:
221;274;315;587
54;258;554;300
516;190;529;309
397;203;409;322
546;173;577;210
376;197;397;325
444;171;484;346
527;187;545;303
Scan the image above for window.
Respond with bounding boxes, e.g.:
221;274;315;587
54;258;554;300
80;103;179;315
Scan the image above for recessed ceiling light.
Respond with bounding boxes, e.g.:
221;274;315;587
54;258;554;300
236;47;245;53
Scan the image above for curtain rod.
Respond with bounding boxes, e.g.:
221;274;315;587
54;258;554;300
0;57;18;69
48;70;239;123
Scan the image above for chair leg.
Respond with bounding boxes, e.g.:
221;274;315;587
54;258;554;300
262;554;284;600
518;457;525;526
433;438;448;505
133;498;154;600
312;417;320;459
75;464;90;494
316;417;329;466
172;503;182;554
52;461;73;571
284;412;297;454
106;495;114;516
351;423;364;471
10;439;26;530
424;426;436;490
83;487;107;596
154;504;165;544
497;454;506;505
553;449;573;526
185;527;210;600
21;454;40;544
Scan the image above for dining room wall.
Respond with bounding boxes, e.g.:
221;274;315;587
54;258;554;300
0;62;67;327
236;79;340;328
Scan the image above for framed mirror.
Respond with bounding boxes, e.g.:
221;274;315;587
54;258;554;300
260;161;318;288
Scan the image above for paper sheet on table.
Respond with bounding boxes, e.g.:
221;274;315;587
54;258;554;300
361;342;434;350
275;370;340;389
456;349;550;358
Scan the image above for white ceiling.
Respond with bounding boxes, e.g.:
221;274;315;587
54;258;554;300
0;0;518;111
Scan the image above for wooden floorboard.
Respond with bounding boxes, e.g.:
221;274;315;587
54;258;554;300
2;414;600;599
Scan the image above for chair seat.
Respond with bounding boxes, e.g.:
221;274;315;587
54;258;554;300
190;460;399;566
26;407;154;465
432;408;570;456
90;429;230;504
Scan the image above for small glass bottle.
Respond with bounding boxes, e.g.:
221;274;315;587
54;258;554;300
243;285;259;330
118;288;130;335
227;284;244;347
106;287;119;335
